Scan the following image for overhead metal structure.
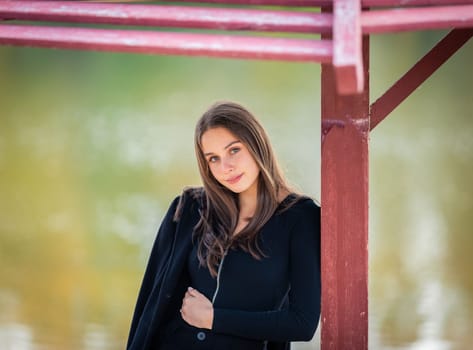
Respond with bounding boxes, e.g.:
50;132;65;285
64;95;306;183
1;0;472;349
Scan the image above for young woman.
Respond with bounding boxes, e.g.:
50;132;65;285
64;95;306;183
127;101;321;350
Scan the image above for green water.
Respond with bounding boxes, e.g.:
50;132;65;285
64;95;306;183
0;31;472;349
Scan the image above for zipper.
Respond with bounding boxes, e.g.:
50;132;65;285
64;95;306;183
211;251;227;304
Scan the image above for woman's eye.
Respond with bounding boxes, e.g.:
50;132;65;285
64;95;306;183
230;147;240;155
208;156;218;163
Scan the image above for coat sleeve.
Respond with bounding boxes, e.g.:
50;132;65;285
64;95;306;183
211;201;321;342
126;195;180;349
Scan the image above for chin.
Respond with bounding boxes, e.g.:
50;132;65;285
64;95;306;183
225;184;248;194
227;187;243;194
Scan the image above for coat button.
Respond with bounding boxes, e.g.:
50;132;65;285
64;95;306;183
197;331;206;341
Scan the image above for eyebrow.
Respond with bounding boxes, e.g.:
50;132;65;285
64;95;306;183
204;140;241;156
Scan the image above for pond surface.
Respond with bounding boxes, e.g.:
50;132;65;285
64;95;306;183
0;31;472;349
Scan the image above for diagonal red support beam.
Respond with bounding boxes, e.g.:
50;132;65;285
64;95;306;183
333;0;364;95
0;24;333;62
362;5;473;34
0;0;332;34
370;28;473;130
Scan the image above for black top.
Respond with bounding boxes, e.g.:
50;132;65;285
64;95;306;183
126;189;320;350
163;195;320;348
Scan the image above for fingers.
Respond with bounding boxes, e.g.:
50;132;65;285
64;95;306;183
187;286;198;297
181;287;197;316
180;287;213;329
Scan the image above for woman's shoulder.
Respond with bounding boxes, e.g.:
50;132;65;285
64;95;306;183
276;194;320;237
280;193;320;212
173;186;205;221
181;186;205;202
277;193;320;222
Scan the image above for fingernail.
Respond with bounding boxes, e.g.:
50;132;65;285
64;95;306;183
188;286;193;291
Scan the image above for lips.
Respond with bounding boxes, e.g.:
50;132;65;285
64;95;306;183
226;173;243;185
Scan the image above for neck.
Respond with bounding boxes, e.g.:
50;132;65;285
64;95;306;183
238;186;258;220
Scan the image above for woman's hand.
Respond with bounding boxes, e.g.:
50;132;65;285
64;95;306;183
181;287;214;329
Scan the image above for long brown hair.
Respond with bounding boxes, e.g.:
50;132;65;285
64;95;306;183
193;101;296;277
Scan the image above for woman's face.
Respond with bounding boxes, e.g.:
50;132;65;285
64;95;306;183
201;127;260;196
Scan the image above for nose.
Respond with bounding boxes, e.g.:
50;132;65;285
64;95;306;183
221;156;234;174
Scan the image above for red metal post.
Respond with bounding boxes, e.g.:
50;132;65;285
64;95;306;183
321;12;370;350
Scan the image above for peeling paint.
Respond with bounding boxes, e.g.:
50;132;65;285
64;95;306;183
347;117;370;135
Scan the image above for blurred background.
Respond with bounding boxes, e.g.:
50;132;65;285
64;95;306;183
0;29;472;350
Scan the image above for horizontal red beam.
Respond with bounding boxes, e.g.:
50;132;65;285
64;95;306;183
363;5;473;33
169;0;473;7
363;0;473;6
0;24;332;62
0;1;332;34
157;0;331;6
2;1;470;36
